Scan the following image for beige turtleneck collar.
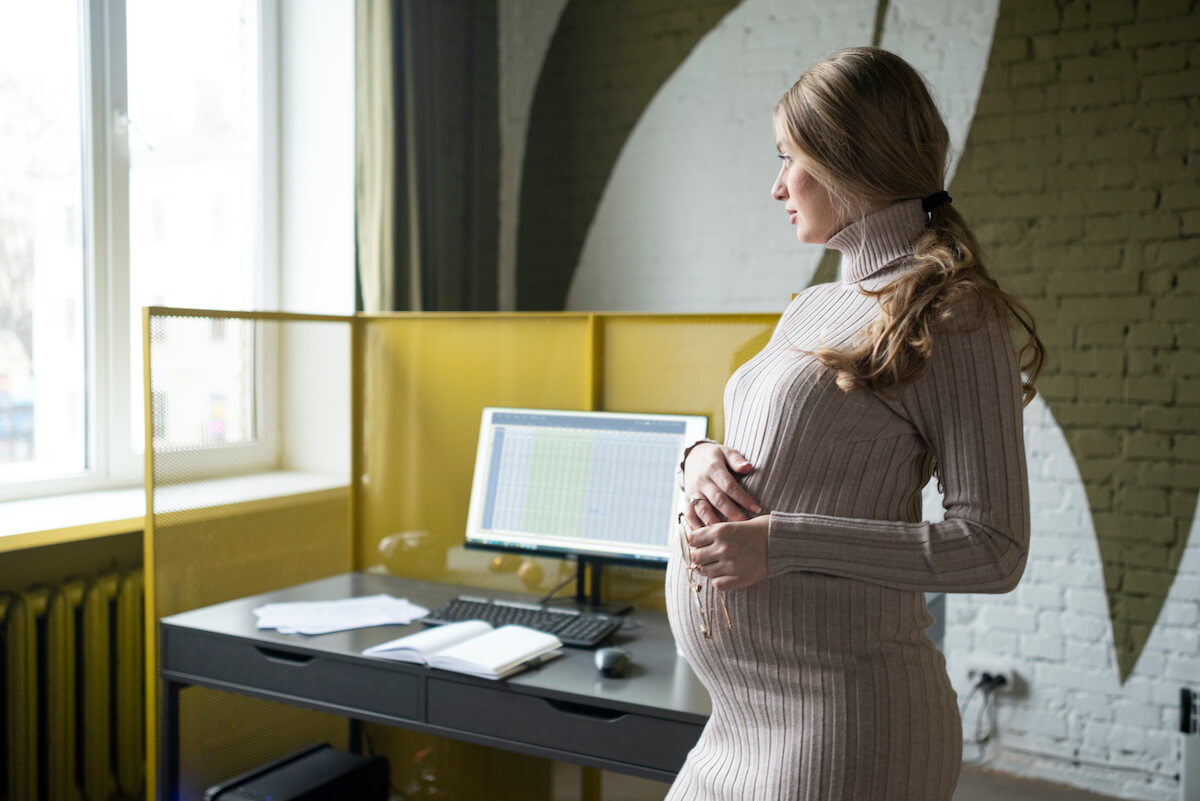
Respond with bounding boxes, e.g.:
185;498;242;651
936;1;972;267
825;199;929;284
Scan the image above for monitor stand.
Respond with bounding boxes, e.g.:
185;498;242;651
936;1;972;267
572;558;632;617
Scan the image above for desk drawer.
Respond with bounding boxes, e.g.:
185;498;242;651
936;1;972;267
163;630;420;720
427;678;700;773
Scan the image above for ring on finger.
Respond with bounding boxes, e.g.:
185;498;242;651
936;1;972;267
689;496;705;506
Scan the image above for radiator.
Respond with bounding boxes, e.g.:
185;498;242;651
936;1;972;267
3;569;144;801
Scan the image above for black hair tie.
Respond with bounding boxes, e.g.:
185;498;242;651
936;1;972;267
922;191;952;212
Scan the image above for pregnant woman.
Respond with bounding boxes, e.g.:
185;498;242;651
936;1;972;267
666;47;1044;801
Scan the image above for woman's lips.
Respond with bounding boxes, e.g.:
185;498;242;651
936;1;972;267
787;210;797;224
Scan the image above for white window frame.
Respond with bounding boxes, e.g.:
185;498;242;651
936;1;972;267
0;0;281;502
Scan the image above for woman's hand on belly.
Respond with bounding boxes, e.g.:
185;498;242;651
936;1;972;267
688;515;769;591
682;443;762;527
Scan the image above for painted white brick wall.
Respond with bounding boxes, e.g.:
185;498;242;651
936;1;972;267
935;397;1200;801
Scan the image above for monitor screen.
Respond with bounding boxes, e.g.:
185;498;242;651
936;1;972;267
465;407;708;565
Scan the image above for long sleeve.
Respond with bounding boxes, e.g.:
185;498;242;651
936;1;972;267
765;310;1030;594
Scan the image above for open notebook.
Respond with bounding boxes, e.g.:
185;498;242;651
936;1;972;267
363;620;563;680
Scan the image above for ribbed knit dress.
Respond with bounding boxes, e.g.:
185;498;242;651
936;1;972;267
664;199;1030;801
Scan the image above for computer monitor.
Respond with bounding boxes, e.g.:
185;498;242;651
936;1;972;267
465;407;707;607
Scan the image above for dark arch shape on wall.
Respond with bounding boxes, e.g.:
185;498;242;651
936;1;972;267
515;0;741;311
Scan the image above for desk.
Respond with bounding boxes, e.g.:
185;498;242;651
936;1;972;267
158;572;711;798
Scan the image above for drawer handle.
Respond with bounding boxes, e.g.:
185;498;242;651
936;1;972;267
545;698;626;722
255;646;314;666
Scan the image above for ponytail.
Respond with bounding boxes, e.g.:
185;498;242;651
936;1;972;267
814;203;1044;405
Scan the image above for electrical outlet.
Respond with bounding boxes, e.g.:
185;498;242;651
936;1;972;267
966;664;1014;692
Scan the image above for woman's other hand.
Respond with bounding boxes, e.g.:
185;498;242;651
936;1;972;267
682;443;762;528
688;515;769;591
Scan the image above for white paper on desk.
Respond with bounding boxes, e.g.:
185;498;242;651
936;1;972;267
253;594;429;635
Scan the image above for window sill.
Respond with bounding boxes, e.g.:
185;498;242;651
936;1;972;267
0;471;349;553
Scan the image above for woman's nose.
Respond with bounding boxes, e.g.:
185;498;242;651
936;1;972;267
771;165;787;201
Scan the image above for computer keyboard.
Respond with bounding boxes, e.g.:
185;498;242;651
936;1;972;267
420;596;623;648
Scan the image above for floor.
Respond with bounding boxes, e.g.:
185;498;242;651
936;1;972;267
954;766;1123;801
547;764;1126;801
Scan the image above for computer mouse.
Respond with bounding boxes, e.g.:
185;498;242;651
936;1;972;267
595;646;631;678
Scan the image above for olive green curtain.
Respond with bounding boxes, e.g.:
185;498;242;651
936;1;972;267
355;0;397;313
355;0;499;313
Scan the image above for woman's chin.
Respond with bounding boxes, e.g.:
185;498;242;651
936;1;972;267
794;223;835;246
795;228;821;245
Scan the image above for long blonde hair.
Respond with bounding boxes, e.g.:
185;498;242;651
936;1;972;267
775;47;1043;404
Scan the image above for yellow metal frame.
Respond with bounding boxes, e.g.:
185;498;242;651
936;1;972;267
350;315;365;572
142;306;155;797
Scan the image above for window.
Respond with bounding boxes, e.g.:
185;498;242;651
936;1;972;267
0;0;278;501
0;1;87;485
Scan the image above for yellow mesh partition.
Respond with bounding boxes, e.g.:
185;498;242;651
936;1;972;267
144;309;355;798
356;314;592;580
598;315;777;443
